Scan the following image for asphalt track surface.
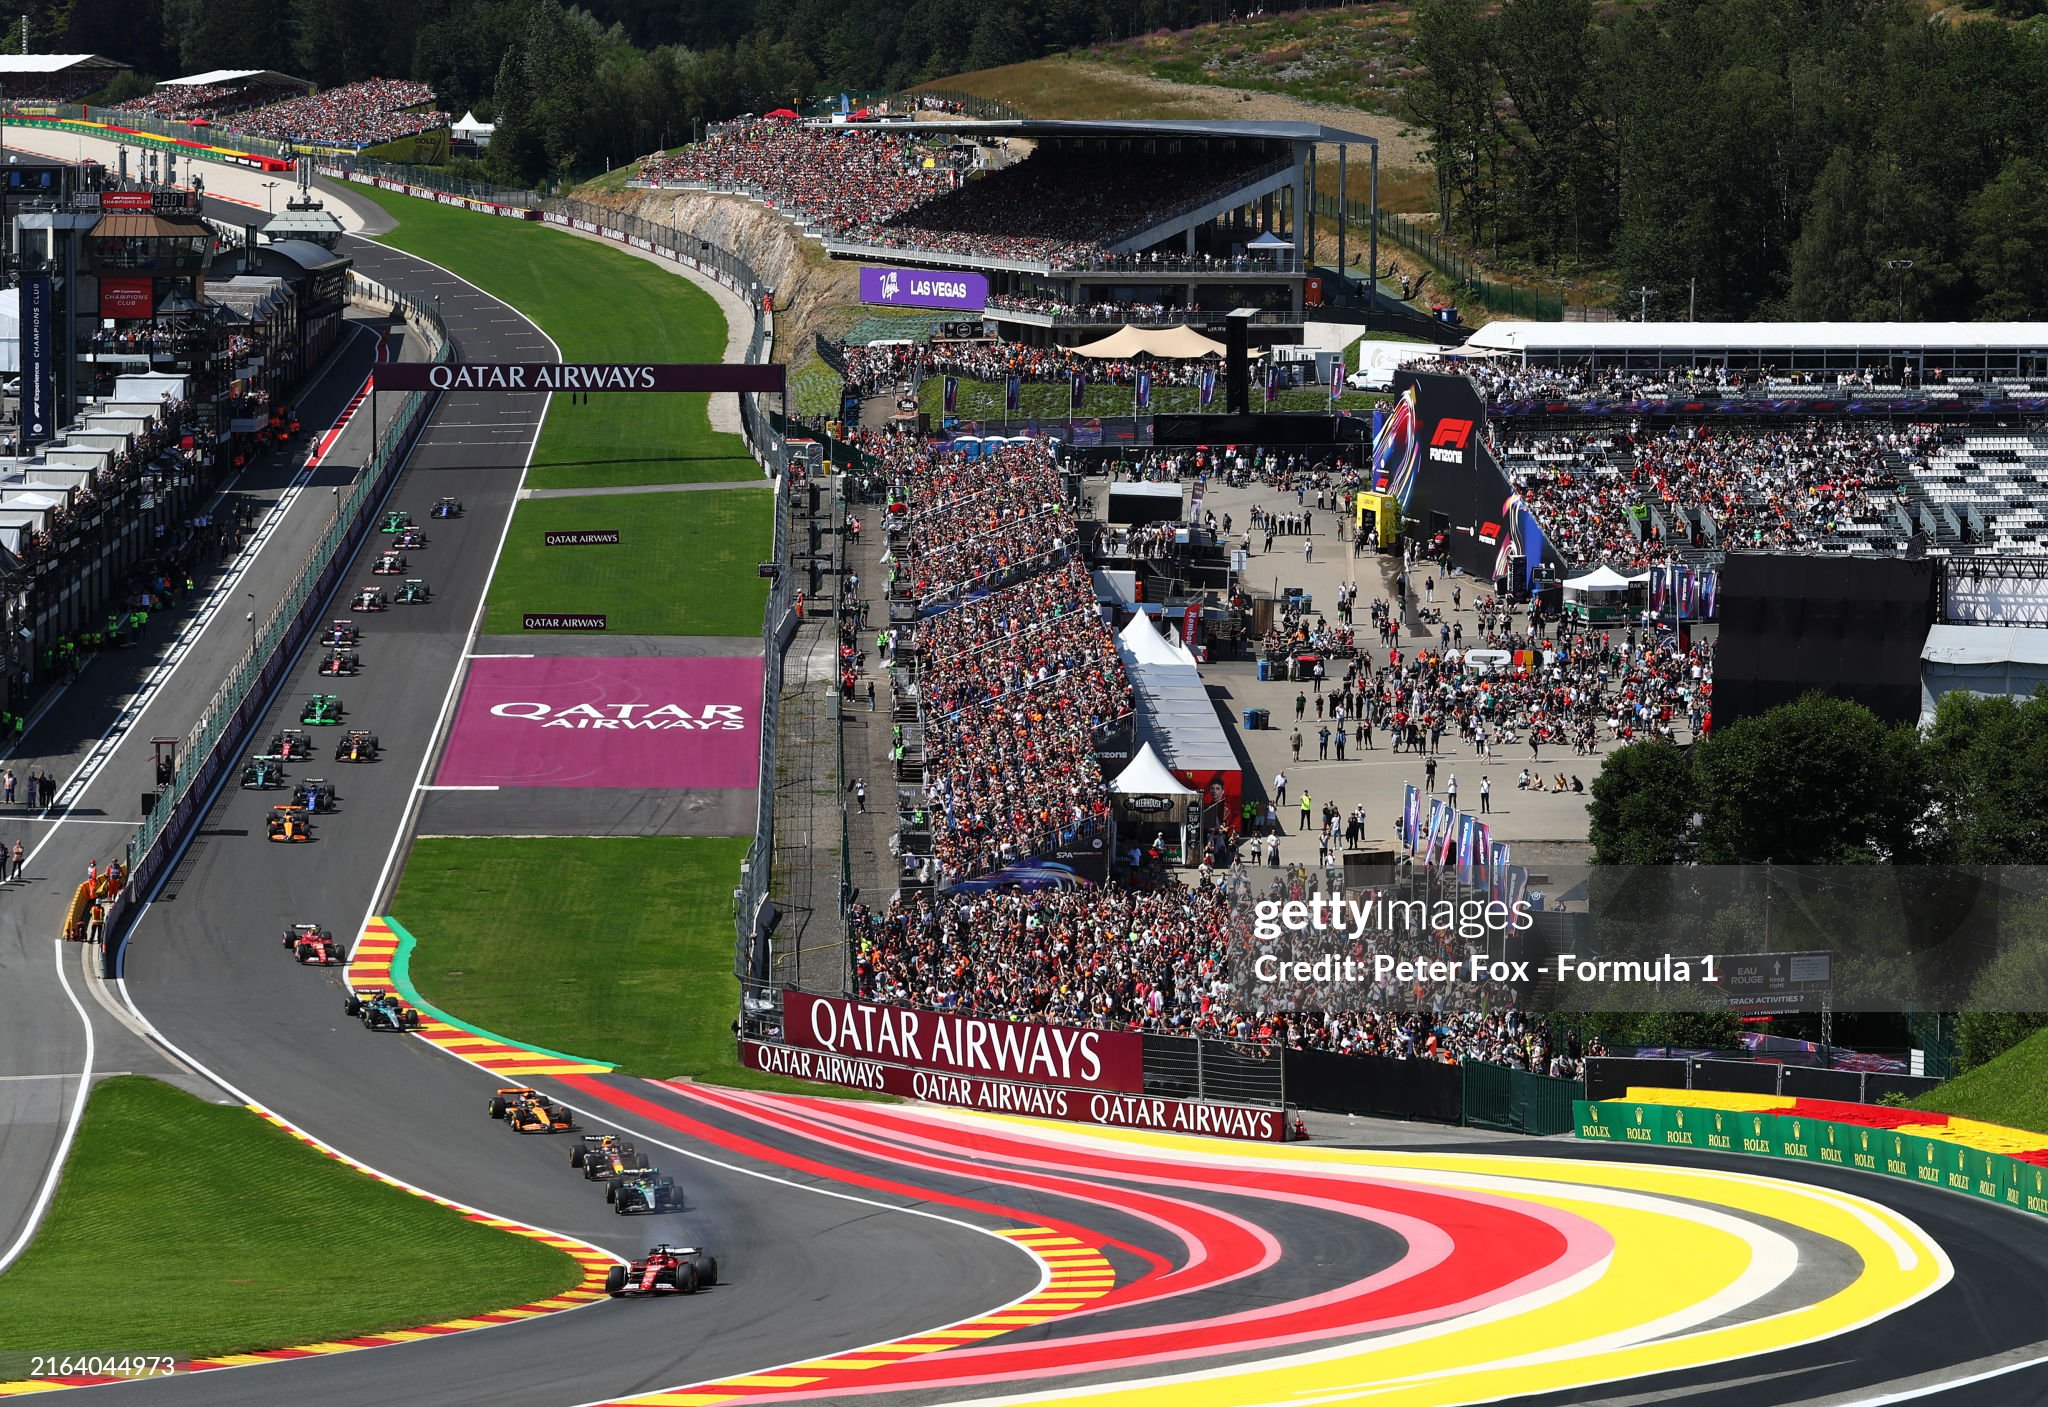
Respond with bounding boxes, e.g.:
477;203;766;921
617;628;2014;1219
8;180;2043;1407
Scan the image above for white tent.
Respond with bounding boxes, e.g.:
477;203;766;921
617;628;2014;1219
453;111;496;146
1110;742;1197;798
1118;610;1189;668
1564;565;1633;590
1249;231;1292;251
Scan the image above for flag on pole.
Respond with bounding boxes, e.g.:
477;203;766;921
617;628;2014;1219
1329;355;1343;403
1264;365;1279;404
1490;841;1511;904
1005;374;1020;413
1199;368;1216;406
1070;371;1086;412
1456;814;1476;884
1402;784;1420;852
942;376;958;414
1424;799;1445;862
1136;370;1152;410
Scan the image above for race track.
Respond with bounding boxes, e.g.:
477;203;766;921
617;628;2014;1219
60;181;2048;1407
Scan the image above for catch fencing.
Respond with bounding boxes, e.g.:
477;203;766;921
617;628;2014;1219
1312;193;1564;322
103;289;450;973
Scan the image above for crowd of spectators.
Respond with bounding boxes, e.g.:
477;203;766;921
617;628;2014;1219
884;438;1128;883
636;122;951;236
1502;423;1913;569
229;79;445;148
843;337;1217;398
109;81;302;122
4;72;105;104
1409;357;2007;403
987;293;1195;322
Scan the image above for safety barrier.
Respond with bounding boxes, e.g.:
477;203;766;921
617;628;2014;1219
1312;194;1564;322
1576;1096;2048;1220
104;292;451;974
1585;1055;1939;1106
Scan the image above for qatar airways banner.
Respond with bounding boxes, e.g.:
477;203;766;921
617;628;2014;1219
374;362;788;394
740;1040;1288;1142
436;656;763;789
859;265;988;312
783;991;1143;1092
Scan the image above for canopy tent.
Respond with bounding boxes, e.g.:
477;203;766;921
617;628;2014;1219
1069;324;1228;360
1564;565;1634;590
1114;618;1243;842
1248;231;1292;251
1110;742;1197;797
1562;563;1638;625
1118;609;1190;668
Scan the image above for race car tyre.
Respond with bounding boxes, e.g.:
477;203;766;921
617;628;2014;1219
605;1183;617;1204
570;1148;587;1168
488;1097;507;1119
680;1264;699;1294
343;996;362;1016
404;1011;421;1029
555;1108;573;1129
699;1256;718;1286
605;1265;626;1297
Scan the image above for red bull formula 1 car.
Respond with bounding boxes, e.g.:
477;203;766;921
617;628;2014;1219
282;922;347;965
605;1244;718;1297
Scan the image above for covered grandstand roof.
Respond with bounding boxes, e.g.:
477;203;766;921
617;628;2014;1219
161;69;310;90
0;54;126;75
1466;321;2048;355
850;117;1380;148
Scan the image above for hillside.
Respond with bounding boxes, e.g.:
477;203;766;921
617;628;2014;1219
1912;1025;2048;1136
1082;3;1421;115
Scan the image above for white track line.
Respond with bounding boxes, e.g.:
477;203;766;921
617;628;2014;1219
0;942;93;1275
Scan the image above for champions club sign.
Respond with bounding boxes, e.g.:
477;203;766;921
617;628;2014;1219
374;362;789;394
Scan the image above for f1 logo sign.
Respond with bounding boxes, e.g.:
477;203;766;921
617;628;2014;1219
1431;419;1474;449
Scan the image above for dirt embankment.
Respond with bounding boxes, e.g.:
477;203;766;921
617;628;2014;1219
582;188;857;374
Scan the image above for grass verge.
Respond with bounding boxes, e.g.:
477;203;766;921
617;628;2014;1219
351;184;750;491
0;1077;580;1360
392;837;877;1094
1911;1025;2048;1135
482;489;771;637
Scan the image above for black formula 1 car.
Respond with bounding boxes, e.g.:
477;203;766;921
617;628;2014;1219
371;550;406;575
241;754;288;789
320;649;361;676
610;1171;681;1215
351;586;390;612
396;578;431;604
570;1134;636;1170
604;1244;718;1297
379;509;413;533
301;694;345;725
488;1087;576;1133
334;729;380;763
270;728;315;761
582;1144;640;1183
292;777;338;814
392;527;427;550
265;804;314;843
344;987;421;1030
282;922;347;965
322;620;360;647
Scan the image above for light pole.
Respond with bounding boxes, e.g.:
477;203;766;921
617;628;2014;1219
1629;286;1658;322
1886;258;1914;317
262;180;279;215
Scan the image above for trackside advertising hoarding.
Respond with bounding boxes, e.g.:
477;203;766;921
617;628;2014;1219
373;362;788;394
782;991;1142;1091
740;1039;1289;1142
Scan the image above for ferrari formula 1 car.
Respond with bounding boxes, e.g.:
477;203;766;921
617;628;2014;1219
350;586;389;612
379;509;413;533
292;777;338;814
393;527;427;550
604;1244;719;1297
371;550;406;575
282;922;347;965
396;578;432;604
570;1133;635;1171
334;729;380;763
610;1171;681;1215
319;649;361;676
270;728;315;761
431;496;463;519
489;1088;576;1133
301;694;345;725
322;620;360;648
344;987;421;1030
266;804;314;842
241;754;288;789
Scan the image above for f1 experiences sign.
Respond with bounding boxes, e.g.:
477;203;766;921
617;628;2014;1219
436;655;763;789
859;265;988;312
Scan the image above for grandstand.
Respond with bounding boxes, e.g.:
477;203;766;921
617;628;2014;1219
113;70;312;123
0;54;127;104
636;116;1379;331
1462;321;2048;380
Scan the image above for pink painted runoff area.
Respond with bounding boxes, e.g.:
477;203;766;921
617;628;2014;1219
435;655;764;789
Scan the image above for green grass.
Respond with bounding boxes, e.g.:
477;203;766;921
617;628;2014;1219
392;838;877;1094
791;360;847;420
0;1077;580;1361
482;489;771;637
1085;7;1418;114
350;184;751;491
1911;1025;2048;1135
918;374;1388;421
